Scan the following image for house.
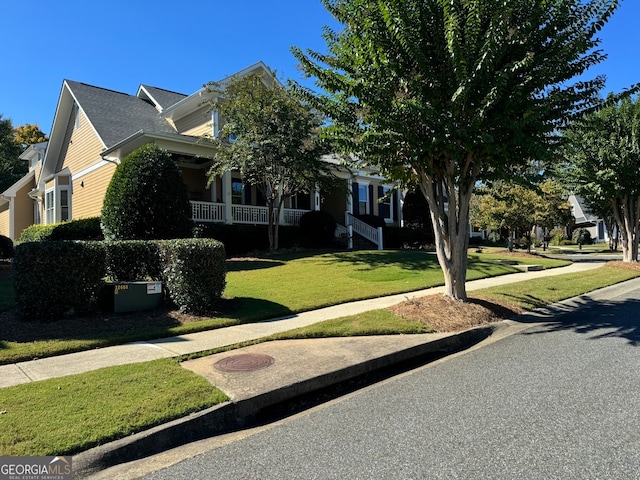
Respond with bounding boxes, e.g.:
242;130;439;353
568;194;609;243
0;62;403;248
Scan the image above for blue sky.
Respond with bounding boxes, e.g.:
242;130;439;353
2;0;638;135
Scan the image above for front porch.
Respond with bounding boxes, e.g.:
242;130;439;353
190;201;310;226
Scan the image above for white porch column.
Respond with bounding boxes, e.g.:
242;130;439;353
313;184;320;211
397;189;405;227
210;176;217;202
346;178;353;215
223;171;233;224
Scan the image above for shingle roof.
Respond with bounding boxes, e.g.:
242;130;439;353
65;80;178;148
139;85;187;111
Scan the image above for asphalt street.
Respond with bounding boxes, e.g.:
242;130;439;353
140;285;640;480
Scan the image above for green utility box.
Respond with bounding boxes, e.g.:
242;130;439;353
102;281;163;313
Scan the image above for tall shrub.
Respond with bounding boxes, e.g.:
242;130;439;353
101;144;192;240
159;238;226;314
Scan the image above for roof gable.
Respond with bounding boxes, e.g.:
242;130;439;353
66;80;177;148
137;85;188;112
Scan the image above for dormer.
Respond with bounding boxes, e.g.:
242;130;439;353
19;141;48;172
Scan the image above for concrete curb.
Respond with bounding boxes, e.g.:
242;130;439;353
73;324;500;478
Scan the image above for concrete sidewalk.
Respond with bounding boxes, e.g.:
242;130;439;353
0;262;602;389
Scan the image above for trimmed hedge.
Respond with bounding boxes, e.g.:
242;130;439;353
0;235;13;259
14;238;226;320
14;241;106;320
18;218;103;243
104;240;162;281
159;238;226;314
18;224;57;243
49;217;103;241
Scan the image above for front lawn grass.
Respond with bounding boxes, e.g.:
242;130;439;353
266;263;640;340
0;359;227;456
0;249;570;365
475;262;640;309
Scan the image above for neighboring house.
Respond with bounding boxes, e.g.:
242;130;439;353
0;62;402;248
0;142;47;241
568;194;609;243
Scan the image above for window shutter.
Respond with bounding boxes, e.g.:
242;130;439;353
244;183;252;205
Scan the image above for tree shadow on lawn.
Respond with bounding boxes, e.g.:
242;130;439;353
329;250;441;271
514;296;640;347
226;258;285;272
0;297;293;347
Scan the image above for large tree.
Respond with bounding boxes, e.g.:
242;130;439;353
205;71;335;251
0;115;25;192
0;118;48;192
563;96;640;262
293;0;619;300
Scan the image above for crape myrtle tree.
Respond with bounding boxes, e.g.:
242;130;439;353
204;71;336;251
292;0;620;300
471;180;572;251
563;97;640;262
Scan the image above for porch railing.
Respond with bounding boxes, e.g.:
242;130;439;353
346;212;384;250
283;208;310;226
232;205;269;224
191;201;310;226
191;201;224;223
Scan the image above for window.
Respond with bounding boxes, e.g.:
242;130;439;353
231;179;243;205
44;178;72;224
358;184;368;215
45;190;54;224
381;186;394;222
60;189;70;221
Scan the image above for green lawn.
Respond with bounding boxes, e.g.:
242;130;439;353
0;359;227;456
0;250;570;365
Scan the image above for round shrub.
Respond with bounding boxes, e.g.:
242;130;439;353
0;235;14;259
299;210;336;248
572;228;593;245
101;144;192;240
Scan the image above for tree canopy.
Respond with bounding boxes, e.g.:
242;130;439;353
205;71;336;251
293;0;621;299
563;96;640;261
13;123;47;148
471;180;572;250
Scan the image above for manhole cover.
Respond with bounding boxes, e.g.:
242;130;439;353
214;353;275;372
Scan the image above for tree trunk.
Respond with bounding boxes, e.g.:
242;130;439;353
418;167;474;301
611;196;640;262
267;202;276;252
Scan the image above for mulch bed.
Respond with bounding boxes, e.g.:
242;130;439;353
389;294;523;333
